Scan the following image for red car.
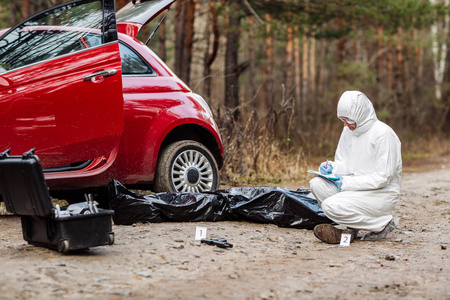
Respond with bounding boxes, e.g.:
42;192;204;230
0;0;223;203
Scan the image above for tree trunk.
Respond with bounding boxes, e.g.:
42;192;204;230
405;28;413;113
317;24;328;105
37;0;46;12
158;18;166;62
377;24;383;82
11;2;18;26
387;35;393;90
431;0;449;103
413;29;424;81
248;16;257;110
224;0;242;125
264;12;274;110
396;27;405;127
20;0;32;20
174;3;186;82
336;19;345;64
202;0;220;100
431;0;450;130
309;31;316;104
301;33;308;125
174;0;196;86
50;0;63;7
284;26;294;98
116;0;129;10
396;27;404;88
294;31;301;129
352;25;358;61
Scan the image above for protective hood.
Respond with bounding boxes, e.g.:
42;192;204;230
337;91;377;136
116;0;176;38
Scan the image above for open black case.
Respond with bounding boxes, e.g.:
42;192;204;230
0;149;114;253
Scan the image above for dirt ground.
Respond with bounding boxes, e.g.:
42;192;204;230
0;157;449;300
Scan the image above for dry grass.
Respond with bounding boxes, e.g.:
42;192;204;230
401;135;450;172
221;137;311;187
401;135;450;158
219;123;327;188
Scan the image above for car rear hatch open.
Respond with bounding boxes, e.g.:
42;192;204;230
116;0;176;38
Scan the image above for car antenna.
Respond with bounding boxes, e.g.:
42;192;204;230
145;7;171;45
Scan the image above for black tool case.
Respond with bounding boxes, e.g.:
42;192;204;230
0;149;114;253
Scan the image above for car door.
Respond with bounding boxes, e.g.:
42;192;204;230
0;0;123;169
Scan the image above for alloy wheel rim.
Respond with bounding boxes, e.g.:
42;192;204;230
171;149;214;192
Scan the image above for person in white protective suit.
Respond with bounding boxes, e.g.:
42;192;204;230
309;91;402;244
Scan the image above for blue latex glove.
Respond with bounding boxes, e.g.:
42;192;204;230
329;176;343;190
319;161;333;174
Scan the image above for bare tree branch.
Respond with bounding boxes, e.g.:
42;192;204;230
243;0;264;24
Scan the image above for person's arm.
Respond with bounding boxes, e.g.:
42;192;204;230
332;128;351;175
341;129;400;191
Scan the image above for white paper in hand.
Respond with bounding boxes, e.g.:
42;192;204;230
307;170;341;180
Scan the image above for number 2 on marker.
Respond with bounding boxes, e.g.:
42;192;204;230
340;233;351;247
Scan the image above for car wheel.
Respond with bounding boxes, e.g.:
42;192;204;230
153;140;219;193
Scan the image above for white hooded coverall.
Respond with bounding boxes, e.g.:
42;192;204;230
309;91;402;232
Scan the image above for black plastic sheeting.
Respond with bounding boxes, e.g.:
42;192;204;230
108;179;332;229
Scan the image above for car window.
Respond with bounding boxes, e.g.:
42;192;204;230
119;43;155;76
54;31;155;76
0;1;104;74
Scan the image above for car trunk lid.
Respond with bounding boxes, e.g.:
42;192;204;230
116;0;176;38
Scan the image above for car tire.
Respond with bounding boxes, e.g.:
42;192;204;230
153;140;219;193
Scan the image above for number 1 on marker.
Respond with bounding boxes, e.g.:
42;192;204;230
195;226;207;240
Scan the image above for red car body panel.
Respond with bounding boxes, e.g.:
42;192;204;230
116;23;142;38
0;43;123;169
44;33;223;190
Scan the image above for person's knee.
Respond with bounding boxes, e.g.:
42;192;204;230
322;199;343;219
309;177;325;192
309;177;340;204
321;199;333;215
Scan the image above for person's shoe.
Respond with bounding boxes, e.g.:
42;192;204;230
361;217;399;241
313;224;357;244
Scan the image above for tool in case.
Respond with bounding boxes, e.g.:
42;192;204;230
0;148;114;253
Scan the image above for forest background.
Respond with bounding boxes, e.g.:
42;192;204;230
1;0;450;186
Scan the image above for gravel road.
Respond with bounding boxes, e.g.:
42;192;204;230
0;158;449;299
